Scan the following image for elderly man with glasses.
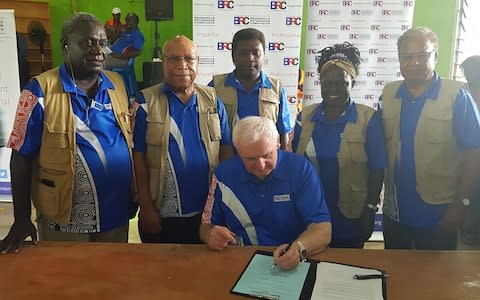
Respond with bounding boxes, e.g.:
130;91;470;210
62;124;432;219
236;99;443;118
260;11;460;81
380;27;480;250
131;36;234;244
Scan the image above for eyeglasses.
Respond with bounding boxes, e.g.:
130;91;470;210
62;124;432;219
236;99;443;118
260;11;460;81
163;54;198;65
398;49;436;63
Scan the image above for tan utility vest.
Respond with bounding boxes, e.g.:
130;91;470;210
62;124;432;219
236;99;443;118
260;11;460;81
296;103;374;218
213;73;281;130
382;79;464;205
141;83;221;209
32;67;133;224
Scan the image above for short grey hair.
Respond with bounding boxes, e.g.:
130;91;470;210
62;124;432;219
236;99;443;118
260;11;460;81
397;26;439;51
232;116;279;148
61;12;103;41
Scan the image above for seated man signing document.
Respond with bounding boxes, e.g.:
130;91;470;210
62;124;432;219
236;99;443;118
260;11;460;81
200;116;332;270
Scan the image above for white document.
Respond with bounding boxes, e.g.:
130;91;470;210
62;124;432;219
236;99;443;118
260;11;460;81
311;262;384;300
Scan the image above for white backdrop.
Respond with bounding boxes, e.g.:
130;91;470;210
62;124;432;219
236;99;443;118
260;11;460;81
0;10;19;199
192;0;303;118
303;0;415;108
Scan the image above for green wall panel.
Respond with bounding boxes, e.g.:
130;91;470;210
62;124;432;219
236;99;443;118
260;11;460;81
44;0;456;81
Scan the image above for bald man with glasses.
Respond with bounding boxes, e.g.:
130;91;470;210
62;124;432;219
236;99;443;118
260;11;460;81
131;36;234;244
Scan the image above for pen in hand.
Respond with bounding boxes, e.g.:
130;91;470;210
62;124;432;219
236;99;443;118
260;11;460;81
353;274;388;280
271;242;292;269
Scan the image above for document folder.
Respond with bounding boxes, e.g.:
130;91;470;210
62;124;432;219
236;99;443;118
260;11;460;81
231;250;387;300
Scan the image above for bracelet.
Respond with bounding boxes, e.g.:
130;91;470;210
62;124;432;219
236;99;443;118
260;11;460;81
296;240;307;261
367;204;379;213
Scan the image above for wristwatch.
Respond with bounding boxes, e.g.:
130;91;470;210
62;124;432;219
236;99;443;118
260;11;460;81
462;198;471;207
367;203;379;213
296;240;307;261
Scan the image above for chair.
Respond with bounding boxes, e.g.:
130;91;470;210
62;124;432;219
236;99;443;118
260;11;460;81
111;58;138;100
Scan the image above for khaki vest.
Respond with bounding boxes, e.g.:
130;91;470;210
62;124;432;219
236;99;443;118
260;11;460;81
32;67;133;224
296;103;374;218
141;83;221;209
382;79;464;205
213;73;280;130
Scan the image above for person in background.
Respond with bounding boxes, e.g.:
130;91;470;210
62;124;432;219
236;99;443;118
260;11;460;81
293;42;386;248
105;7;125;45
381;27;480;250
459;55;480;246
0;12;134;254
200;116;331;270
109;12;143;61
132;36;233;244
210;28;293;150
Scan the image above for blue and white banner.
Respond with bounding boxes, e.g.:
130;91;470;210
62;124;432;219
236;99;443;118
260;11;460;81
303;0;415;108
192;0;303;118
0;10;19;198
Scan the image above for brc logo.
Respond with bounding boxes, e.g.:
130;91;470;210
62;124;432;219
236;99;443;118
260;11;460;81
287;96;297;103
306;48;317;54
234;16;250;25
319;10;329;15
404;1;414;6
314;80;321;86
401;24;410;30
364;94;375;100
317;33;328;39
349;33;359;39
217;42;232;50
377;57;387;63
283;57;299;65
305;71;316;78
304;94;314;100
308;25;319;31
268;42;285;51
218;1;234;8
351;10;361;15
369;48;379;54
375;80;385;86
309;0;320;6
270;1;287;9
371;25;381;31
286;17;302;25
367;72;377;77
379;33;389;39
373;0;383;6
382;10;391;15
340;25;351;31
342;0;352;6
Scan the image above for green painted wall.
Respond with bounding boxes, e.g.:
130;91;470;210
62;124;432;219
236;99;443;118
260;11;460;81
42;0;456;80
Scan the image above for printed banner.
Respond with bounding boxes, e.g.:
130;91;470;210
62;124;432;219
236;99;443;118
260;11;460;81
303;0;415;108
192;0;304;118
0;10;19;198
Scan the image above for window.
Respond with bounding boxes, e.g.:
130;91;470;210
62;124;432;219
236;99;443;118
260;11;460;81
453;0;480;80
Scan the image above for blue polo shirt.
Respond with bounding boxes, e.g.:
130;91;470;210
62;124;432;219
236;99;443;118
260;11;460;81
110;28;144;53
292;100;386;242
133;83;232;216
8;64;132;232
383;73;480;228
209;71;293;134
208;150;330;246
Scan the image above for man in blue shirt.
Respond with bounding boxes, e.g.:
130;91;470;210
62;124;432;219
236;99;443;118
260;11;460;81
109;12;143;61
381;27;480;250
0;13;133;254
133;36;233;244
210;28;293;150
200;116;331;270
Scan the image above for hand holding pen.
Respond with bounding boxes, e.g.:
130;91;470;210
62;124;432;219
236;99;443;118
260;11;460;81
272;242;300;270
